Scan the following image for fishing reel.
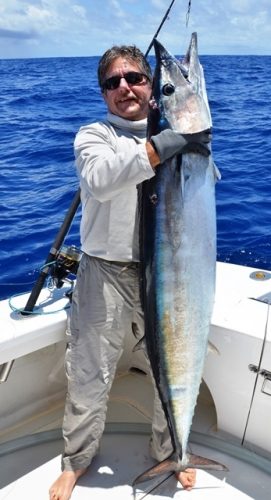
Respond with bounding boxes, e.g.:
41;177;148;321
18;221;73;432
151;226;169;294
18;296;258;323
49;244;81;290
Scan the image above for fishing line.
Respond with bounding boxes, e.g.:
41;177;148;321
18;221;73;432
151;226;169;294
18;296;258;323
186;0;192;27
8;260;70;315
8;291;70;315
145;1;192;57
145;0;177;57
241;302;270;445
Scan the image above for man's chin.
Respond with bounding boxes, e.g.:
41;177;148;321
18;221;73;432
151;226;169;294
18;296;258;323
118;104;137;116
118;107;146;121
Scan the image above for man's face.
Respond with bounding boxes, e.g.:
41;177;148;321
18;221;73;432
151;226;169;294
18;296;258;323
102;57;152;121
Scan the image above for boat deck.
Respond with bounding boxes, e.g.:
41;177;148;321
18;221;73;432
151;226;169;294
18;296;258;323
0;371;270;500
1;260;271;499
0;424;270;500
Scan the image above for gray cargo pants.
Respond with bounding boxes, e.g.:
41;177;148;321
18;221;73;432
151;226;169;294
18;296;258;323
62;254;172;471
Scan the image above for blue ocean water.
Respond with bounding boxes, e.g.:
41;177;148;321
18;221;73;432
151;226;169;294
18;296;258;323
0;55;271;301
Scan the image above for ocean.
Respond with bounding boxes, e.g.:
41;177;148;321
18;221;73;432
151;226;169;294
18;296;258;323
0;54;271;301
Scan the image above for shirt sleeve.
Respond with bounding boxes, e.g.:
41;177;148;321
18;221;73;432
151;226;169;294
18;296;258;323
74;122;155;203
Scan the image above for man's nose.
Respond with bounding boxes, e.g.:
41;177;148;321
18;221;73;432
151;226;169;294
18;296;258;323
118;76;130;90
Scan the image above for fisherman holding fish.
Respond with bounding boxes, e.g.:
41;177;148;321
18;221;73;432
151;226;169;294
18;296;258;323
49;44;211;500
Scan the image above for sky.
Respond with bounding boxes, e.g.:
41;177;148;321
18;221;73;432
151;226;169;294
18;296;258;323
0;0;270;59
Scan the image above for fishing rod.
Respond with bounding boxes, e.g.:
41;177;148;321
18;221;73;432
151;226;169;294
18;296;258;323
22;0;183;314
23;189;81;314
144;0;177;57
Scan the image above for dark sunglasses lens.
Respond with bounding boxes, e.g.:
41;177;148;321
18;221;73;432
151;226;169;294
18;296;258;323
125;72;144;85
103;72;146;91
104;76;120;90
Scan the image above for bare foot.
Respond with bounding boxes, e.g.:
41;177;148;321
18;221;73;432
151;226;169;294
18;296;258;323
49;468;87;500
175;468;196;491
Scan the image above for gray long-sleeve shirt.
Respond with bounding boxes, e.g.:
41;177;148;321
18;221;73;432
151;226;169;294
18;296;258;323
74;112;155;261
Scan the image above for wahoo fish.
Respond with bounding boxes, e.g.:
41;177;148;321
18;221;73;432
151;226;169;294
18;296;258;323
135;33;225;484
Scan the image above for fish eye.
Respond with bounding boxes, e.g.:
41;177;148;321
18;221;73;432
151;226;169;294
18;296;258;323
162;83;175;96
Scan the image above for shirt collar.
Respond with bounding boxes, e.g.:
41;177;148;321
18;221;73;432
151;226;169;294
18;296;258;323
107;112;147;132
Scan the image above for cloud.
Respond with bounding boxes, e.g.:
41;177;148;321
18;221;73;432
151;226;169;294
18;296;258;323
109;0;126;19
0;0;270;58
151;0;168;9
0;0;88;37
164;0;271;55
0;0;91;57
0;27;37;40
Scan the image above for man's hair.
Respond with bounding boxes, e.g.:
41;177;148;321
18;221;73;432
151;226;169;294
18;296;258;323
98;45;152;91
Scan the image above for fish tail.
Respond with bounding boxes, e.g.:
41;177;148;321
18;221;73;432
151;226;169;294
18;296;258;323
186;451;228;471
133;452;228;486
133;456;178;485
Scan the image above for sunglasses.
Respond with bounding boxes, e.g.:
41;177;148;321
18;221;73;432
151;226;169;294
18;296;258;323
102;71;150;92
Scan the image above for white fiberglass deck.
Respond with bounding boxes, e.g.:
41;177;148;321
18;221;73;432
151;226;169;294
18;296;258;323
0;425;270;500
1;261;271;499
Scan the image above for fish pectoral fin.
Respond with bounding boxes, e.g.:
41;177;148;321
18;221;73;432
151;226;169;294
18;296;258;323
186;452;228;471
132;456;178;485
213;161;222;181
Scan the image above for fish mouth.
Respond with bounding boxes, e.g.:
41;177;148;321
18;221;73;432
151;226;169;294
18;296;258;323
180;32;199;81
153;32;199;87
153;33;212;133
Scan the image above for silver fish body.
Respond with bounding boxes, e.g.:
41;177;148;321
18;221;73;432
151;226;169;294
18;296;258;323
135;33;224;483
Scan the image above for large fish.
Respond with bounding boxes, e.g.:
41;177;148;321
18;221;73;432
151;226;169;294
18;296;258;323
134;33;225;484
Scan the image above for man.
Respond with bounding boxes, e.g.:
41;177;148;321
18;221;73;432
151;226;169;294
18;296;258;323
49;45;210;500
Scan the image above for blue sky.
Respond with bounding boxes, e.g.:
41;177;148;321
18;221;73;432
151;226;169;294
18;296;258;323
0;0;270;59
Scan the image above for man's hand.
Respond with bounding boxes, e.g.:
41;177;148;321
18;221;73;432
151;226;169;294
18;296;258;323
183;130;212;144
150;129;211;164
